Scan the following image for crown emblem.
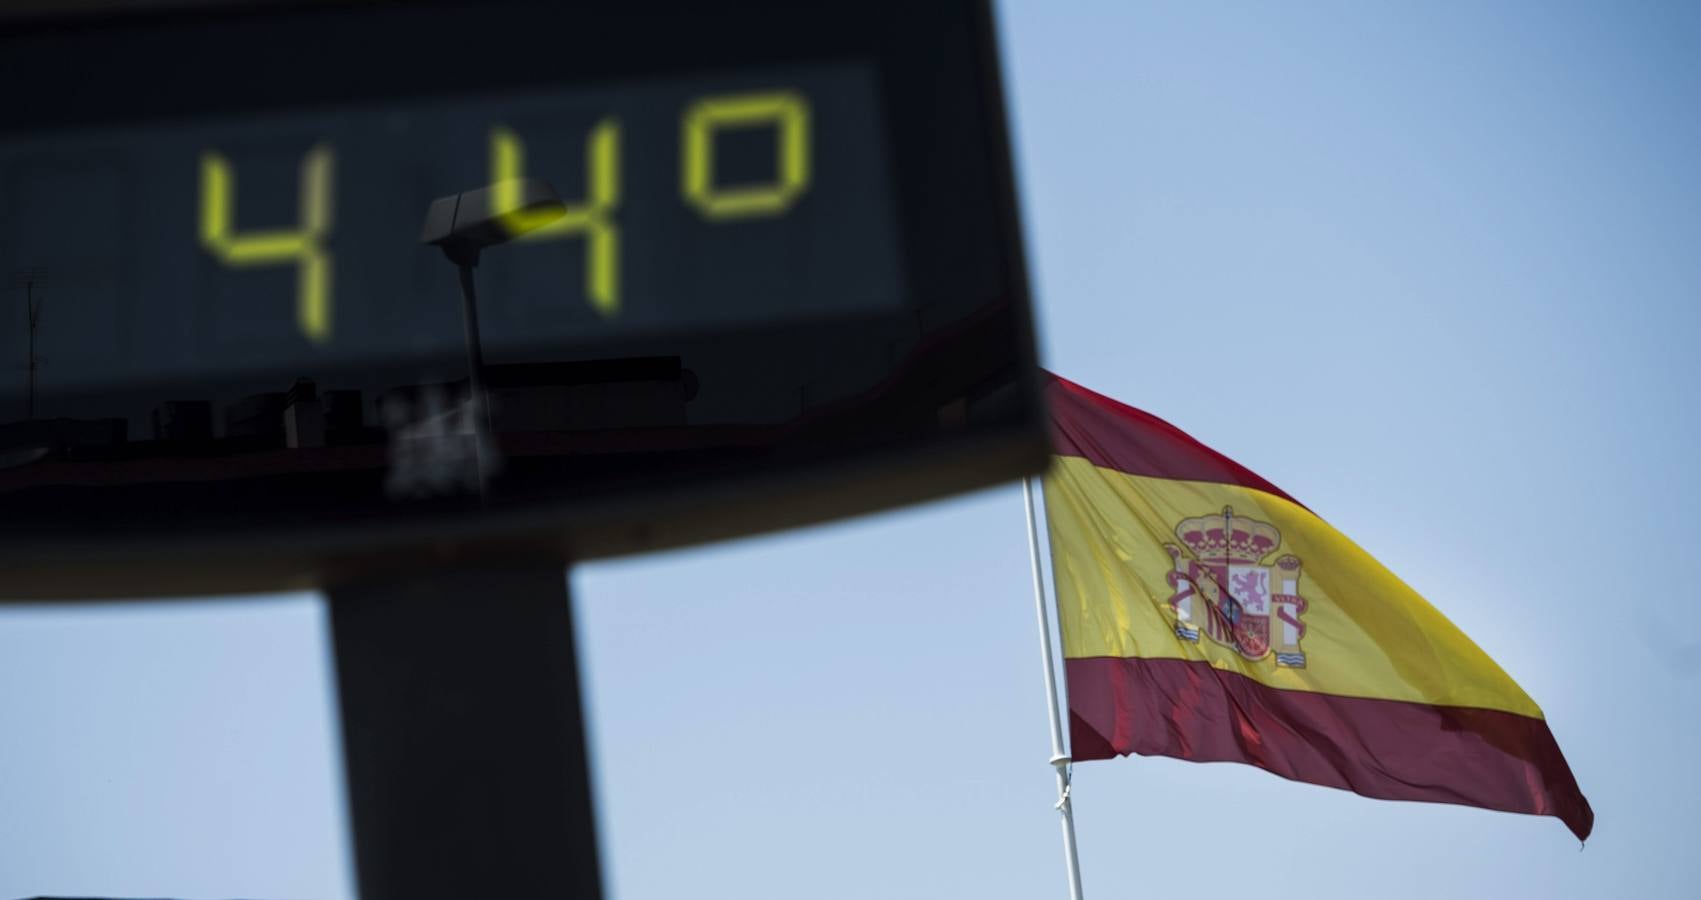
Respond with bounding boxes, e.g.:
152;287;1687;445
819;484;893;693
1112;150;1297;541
1175;506;1281;564
1162;506;1309;668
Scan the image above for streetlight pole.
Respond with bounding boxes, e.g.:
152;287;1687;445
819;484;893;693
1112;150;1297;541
449;253;497;445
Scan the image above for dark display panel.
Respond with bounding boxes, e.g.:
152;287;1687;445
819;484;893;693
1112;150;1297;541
0;0;1043;597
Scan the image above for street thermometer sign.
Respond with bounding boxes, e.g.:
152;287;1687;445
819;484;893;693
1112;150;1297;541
1;3;1043;896
0;0;1043;598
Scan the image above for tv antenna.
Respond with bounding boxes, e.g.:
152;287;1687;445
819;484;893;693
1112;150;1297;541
11;268;47;419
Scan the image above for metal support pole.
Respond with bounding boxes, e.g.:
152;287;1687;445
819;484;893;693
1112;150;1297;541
327;564;602;899
1024;476;1085;900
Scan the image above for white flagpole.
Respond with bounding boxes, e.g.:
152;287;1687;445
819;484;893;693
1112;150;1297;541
1024;475;1085;900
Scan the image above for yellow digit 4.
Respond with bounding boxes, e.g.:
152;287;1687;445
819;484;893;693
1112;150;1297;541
199;144;335;343
490;120;621;318
682;90;811;220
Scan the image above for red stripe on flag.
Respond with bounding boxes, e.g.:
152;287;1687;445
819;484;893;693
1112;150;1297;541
1066;655;1594;840
1046;372;1304;509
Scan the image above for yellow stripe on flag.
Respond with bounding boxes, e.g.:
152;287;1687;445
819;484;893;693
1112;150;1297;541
1044;454;1542;719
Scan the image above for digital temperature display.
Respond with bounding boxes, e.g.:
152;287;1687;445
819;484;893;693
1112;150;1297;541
0;65;899;390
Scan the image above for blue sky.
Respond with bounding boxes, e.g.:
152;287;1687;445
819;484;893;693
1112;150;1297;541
2;1;1698;897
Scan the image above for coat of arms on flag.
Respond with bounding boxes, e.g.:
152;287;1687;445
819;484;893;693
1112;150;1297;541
1163;506;1308;668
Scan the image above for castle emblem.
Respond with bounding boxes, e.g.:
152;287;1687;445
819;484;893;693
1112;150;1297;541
1163;506;1308;668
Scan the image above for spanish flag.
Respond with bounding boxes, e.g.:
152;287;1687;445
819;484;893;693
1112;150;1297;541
1043;373;1593;840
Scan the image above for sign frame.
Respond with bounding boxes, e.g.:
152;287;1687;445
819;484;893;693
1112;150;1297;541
0;0;1045;599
